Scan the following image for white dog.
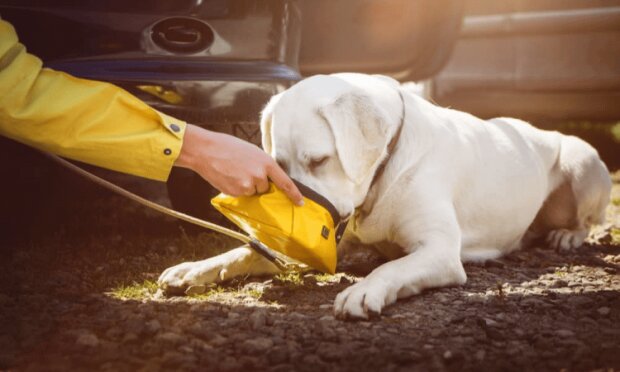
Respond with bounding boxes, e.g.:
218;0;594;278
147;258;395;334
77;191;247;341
159;73;612;319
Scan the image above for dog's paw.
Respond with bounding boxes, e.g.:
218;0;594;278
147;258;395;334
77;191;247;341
158;258;231;296
333;277;397;320
546;228;587;252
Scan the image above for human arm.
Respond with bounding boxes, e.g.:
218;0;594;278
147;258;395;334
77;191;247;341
0;19;302;203
0;19;183;181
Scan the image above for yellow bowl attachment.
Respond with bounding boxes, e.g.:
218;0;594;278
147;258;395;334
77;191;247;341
211;182;343;273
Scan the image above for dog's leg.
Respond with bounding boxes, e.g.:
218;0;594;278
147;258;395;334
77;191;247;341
334;202;467;319
544;136;612;251
158;245;281;295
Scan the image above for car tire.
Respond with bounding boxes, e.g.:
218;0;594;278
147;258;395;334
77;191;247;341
166;167;232;232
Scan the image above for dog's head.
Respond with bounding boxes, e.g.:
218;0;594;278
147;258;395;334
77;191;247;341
260;73;403;219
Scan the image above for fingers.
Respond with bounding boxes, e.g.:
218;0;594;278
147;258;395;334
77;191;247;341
241;182;255;196
267;161;304;206
254;175;270;195
181;128;302;204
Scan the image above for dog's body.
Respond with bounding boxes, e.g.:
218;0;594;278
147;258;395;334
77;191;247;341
159;73;612;319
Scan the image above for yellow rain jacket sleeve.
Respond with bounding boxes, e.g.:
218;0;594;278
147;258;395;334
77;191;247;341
0;19;186;181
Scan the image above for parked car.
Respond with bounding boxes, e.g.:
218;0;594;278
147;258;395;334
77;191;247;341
431;0;620;122
0;0;464;220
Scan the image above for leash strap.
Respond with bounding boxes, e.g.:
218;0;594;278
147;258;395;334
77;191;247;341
43;152;289;271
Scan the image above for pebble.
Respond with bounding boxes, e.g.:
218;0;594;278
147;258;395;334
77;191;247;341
302;354;324;367
485;259;505;268
320;324;337;341
189;338;213;352
105;327;123;340
125;318;145;335
249;310;267;330
317;342;341;361
519;297;547;307
76;331;99;348
267;347;289;364
242;338;274;354
156;331;184;345
219;356;241;371
122;332;138;343
145;319;161;334
288;312;307;320
551;279;568;288
270;364;294;372
555;329;575;337
597;306;611;316
484;328;504;341
579;316;598;327
482;318;500;328
228;311;241;320
209;334;228;347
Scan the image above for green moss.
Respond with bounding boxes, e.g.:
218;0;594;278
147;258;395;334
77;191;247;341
554;270;567;277
611;228;620;244
245;288;264;299
274;271;304;286
186;284;263;300
109;280;159;300
184;285;226;300
314;273;338;283
611;122;620;143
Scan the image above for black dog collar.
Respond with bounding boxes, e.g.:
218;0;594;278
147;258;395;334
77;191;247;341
292;179;349;244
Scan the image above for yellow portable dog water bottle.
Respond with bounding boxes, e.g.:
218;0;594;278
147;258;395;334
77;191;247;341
211;181;348;274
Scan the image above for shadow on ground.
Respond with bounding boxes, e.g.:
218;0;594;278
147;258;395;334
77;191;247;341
0;147;618;371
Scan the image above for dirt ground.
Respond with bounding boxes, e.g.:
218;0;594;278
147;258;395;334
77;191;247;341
0;165;618;371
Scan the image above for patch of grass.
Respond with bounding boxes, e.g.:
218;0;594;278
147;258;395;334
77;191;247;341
245;288;263;299
611;228;620;244
185;285;226;300
108;280;158;300
314;273;338;283
186;284;264;300
274;271;304;286
611;122;620;143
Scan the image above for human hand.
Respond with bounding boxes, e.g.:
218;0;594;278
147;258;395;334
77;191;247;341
174;124;303;205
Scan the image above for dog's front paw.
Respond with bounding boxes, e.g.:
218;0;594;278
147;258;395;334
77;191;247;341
158;258;231;296
333;277;397;320
546;228;587;252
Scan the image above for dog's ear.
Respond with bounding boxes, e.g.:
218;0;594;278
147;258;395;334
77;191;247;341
319;92;390;185
260;92;283;154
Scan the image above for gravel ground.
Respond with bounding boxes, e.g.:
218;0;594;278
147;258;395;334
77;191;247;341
0;169;619;372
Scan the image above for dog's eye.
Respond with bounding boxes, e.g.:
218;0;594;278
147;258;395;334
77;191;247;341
309;156;328;170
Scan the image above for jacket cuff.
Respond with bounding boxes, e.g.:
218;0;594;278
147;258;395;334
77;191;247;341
149;110;187;181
